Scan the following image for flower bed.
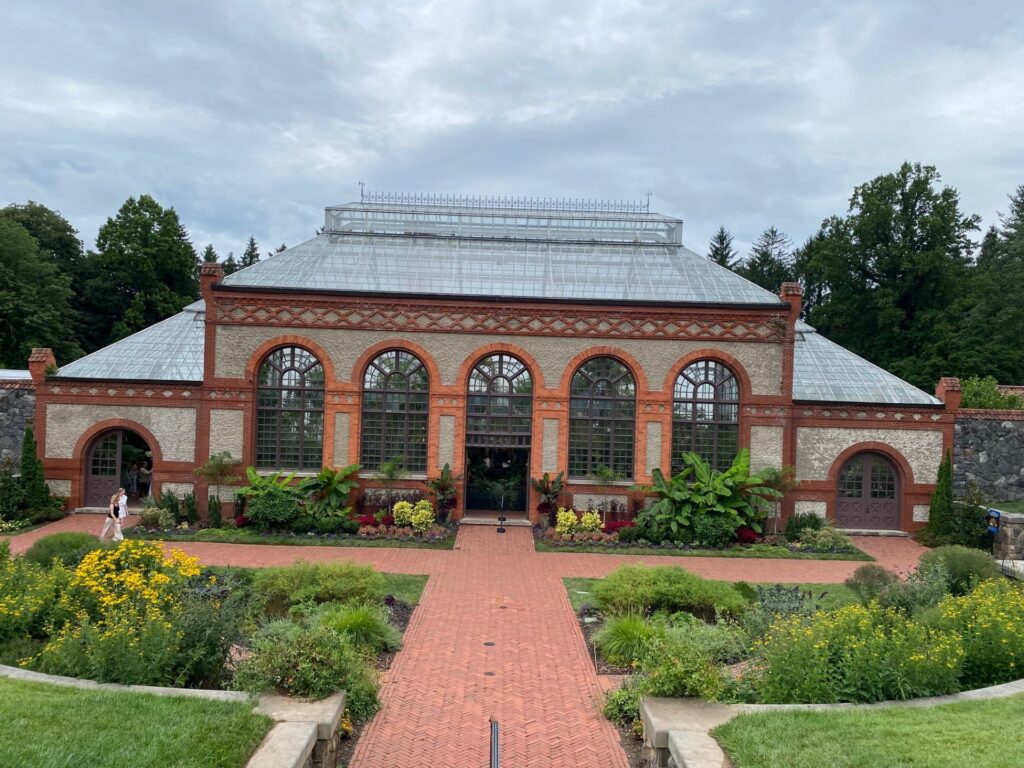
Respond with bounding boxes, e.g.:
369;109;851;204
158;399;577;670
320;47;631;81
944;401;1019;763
127;521;457;549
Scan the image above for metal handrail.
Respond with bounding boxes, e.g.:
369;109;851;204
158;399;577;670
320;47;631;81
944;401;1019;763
489;717;500;767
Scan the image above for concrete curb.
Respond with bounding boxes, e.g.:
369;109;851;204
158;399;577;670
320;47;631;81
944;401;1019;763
642;677;1024;768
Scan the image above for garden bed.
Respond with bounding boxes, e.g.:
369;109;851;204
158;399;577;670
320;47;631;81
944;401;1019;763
0;676;272;768
126;523;457;549
537;534;872;560
713;692;1024;768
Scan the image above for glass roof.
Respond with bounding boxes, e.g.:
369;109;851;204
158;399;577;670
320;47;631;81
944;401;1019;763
793;320;940;405
224;204;782;305
56;300;206;382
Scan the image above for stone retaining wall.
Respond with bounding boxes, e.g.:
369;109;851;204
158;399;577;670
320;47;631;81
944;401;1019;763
954;411;1024;500
0;385;34;467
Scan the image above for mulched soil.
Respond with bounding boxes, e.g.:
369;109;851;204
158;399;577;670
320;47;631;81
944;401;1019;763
576;606;632;676
612;720;645;768
336;596;415;767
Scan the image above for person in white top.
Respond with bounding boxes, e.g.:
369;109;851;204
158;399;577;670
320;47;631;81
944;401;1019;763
118;488;128;523
99;488;125;542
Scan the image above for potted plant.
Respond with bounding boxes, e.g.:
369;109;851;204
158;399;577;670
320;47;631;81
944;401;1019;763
531;471;565;527
426;463;461;523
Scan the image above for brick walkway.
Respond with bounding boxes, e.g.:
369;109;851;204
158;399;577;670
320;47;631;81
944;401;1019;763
4;518;927;767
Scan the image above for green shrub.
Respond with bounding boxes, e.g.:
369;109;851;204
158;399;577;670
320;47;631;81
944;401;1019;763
688;515;738;549
753;603;963;704
392;500;415;527
919;546;1000;596
616;524;650;544
960;376;1024;409
740;584;813;640
603;682;643;727
409;500;436;534
252;561;385;615
231;621;379;717
784;512;823;542
796;526;856;553
845;564;899;604
593;565;747;620
593;614;664;666
936;579;1024;689
247;488;301;531
666;614;750;664
0;556;69;641
18;426;49;512
635;633;725;701
316;604;401;653
160;490;181;522
23;533;102;568
877;561;951;614
0;459;21;520
181;492;199;525
926;450;955;540
208;496;223;528
139;506;175;529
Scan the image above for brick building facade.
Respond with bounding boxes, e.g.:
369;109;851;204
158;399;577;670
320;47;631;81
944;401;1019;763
31;196;959;530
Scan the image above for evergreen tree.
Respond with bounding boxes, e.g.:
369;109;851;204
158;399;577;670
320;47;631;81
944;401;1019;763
202;243;218;263
223;251;239;275
18;425;49;511
0;218;82;366
266;243;287;259
240;236;260;268
738;226;794;291
800;163;979;389
925;450;954;540
0;459;21;520
707;226;738;269
79;195;199;346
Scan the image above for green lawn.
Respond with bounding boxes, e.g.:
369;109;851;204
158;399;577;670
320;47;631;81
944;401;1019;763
381;573;429;605
714;693;1024;768
993;500;1024;514
562;577;857;613
536;538;871;561
127;525;456;550
0;677;271;768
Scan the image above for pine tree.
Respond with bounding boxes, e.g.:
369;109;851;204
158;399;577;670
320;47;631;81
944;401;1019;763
266;243;287;259
707;226;738;269
18;425;49;511
223;252;238;275
737;226;794;291
240;236;260;268
202;243;218;263
0;459;21;519
926;450;954;540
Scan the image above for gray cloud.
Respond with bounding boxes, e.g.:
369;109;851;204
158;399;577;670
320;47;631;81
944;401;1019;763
1;0;1021;260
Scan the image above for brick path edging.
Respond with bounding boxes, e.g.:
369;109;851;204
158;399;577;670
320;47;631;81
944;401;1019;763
642;677;1024;768
0;664;346;768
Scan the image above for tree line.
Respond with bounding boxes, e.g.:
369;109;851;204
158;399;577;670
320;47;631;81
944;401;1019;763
709;162;1024;390
0;195;284;368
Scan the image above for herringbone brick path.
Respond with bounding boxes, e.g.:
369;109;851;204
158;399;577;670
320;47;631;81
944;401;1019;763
5;519;927;767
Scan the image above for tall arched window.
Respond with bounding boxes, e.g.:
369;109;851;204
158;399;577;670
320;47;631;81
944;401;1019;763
256;346;325;470
672;360;739;473
361;350;429;472
466;353;533;447
569;357;636;478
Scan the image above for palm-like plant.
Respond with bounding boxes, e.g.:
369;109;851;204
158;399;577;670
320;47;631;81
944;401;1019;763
193;451;243;505
426;463;462;523
530;471;565;526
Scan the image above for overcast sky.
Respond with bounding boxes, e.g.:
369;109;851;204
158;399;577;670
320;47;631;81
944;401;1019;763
2;1;1022;260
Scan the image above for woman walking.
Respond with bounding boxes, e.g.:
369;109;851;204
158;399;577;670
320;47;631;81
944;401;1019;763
99;488;125;542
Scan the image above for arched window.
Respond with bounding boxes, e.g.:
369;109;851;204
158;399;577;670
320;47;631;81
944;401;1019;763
361;350;429;472
255;346;325;470
672;360;739;473
569;357;636;478
466;353;533;447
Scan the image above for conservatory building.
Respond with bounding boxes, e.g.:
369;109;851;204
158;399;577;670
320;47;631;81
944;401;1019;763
29;194;960;531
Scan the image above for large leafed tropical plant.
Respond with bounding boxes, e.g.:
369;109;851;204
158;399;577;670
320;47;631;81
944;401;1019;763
634;449;780;541
298;464;361;518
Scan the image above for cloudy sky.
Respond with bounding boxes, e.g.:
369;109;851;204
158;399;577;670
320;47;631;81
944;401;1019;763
2;1;1022;259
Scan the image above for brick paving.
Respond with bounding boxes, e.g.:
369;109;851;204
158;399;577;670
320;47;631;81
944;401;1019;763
4;518;927;767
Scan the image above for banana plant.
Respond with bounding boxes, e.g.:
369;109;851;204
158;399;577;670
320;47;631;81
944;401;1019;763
298;464;361;518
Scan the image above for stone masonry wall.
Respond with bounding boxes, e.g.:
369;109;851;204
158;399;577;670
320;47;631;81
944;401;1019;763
0;386;35;468
954;412;1024;500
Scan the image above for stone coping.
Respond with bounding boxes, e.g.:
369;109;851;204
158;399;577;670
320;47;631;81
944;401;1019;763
644;679;1024;768
0;664;346;768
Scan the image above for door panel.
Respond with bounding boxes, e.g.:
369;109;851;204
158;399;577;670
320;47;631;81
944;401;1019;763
86;431;121;507
835;453;899;529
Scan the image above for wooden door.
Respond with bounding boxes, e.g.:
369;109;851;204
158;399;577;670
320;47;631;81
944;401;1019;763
835;453;900;529
86;431;121;507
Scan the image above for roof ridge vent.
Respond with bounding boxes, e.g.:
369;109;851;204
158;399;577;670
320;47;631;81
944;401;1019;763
359;189;651;215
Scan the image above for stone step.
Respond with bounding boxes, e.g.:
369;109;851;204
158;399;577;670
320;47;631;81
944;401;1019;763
460;516;533;527
839;528;909;537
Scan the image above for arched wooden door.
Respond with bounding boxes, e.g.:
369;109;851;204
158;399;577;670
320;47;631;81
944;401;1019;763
835;452;900;529
86;431;122;507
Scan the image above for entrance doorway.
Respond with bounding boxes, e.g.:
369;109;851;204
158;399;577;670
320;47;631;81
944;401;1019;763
85;429;153;508
464;353;533;516
835;452;900;529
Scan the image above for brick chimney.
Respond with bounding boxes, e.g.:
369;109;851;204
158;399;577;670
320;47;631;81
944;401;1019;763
779;282;803;320
936;377;962;411
200;262;224;302
28;348;55;385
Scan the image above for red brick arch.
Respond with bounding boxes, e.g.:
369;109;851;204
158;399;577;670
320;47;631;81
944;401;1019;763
351;339;443;389
243;335;338;384
827;441;915;487
661;348;753;400
72;419;164;467
557;346;650;394
456;343;547;391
